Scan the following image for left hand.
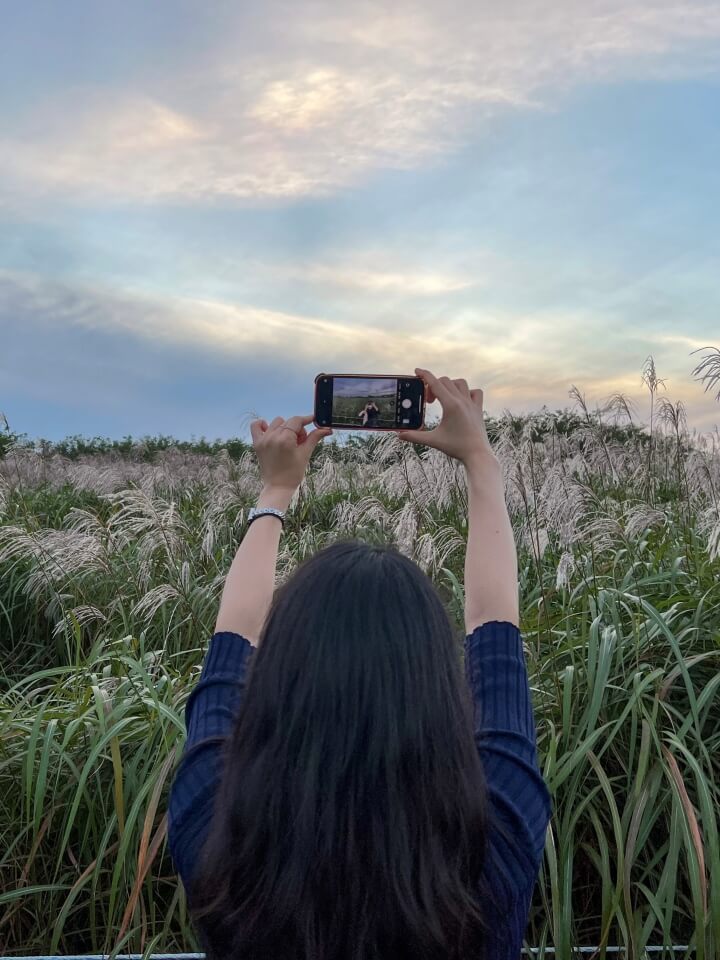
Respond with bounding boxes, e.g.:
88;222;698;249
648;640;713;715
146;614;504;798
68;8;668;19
250;414;332;492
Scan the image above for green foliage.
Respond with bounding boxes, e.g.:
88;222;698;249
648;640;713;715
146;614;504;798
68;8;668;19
0;414;24;461
0;404;719;957
34;433;252;462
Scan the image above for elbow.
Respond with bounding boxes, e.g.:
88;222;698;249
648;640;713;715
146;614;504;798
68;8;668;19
465;605;520;634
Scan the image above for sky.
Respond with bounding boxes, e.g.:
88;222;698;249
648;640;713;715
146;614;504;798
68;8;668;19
1;0;719;441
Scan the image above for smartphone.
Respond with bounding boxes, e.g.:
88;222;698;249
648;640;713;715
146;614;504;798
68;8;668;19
314;373;426;431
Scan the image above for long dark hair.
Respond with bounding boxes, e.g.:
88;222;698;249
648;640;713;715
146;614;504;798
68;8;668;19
189;540;493;960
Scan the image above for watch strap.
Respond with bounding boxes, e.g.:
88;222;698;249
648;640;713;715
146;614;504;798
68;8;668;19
247;506;286;526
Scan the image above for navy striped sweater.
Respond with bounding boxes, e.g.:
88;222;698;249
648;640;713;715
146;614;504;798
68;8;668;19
167;620;552;959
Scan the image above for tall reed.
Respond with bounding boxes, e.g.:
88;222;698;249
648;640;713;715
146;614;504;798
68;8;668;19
1;382;719;958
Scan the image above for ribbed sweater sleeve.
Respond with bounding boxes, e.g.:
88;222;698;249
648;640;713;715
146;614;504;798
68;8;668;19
465;620;552;957
167;632;255;887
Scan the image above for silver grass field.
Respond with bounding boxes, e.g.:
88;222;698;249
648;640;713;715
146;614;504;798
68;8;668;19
1;362;720;958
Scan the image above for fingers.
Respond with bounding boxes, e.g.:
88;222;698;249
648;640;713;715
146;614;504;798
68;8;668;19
438;376;470;399
416;369;437;404
250;419;269;444
453;378;470;397
283;414;332;449
263;414;314;442
417;369;473;404
415;368;454;406
284;413;315;432
417;367;483;406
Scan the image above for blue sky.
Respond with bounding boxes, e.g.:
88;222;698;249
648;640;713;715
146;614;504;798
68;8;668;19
1;0;719;440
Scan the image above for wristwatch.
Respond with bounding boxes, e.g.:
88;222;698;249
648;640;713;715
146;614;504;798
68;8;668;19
247;506;286;527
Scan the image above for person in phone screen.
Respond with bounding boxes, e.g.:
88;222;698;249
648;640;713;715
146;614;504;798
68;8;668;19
356;400;378;427
365;400;379;427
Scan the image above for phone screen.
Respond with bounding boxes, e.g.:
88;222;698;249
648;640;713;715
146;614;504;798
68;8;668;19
315;375;425;430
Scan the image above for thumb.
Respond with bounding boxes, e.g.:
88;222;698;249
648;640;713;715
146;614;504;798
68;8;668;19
398;428;436;448
307;427;333;450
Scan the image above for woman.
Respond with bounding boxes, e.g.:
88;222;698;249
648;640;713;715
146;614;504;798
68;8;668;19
357;400;379;428
167;367;551;960
365;400;380;428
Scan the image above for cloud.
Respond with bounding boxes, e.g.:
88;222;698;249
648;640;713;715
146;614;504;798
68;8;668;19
268;260;480;295
2;268;717;431
2;0;719;204
0;268;483;369
657;333;717;352
0;269;340;356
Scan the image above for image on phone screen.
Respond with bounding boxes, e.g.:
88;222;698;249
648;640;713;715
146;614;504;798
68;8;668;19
333;377;396;428
315;376;425;430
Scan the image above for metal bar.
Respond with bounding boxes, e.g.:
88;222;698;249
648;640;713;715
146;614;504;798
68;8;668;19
1;949;693;959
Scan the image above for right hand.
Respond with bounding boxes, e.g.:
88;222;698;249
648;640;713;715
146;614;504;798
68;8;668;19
398;367;498;469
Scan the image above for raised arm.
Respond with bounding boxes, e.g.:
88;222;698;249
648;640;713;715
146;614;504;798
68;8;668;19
463;451;519;631
214;414;332;642
168;411;332;892
398;367;518;629
400;369;550;900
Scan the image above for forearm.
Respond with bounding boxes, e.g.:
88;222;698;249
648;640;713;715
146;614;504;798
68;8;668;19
463;453;519;633
214;485;294;643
